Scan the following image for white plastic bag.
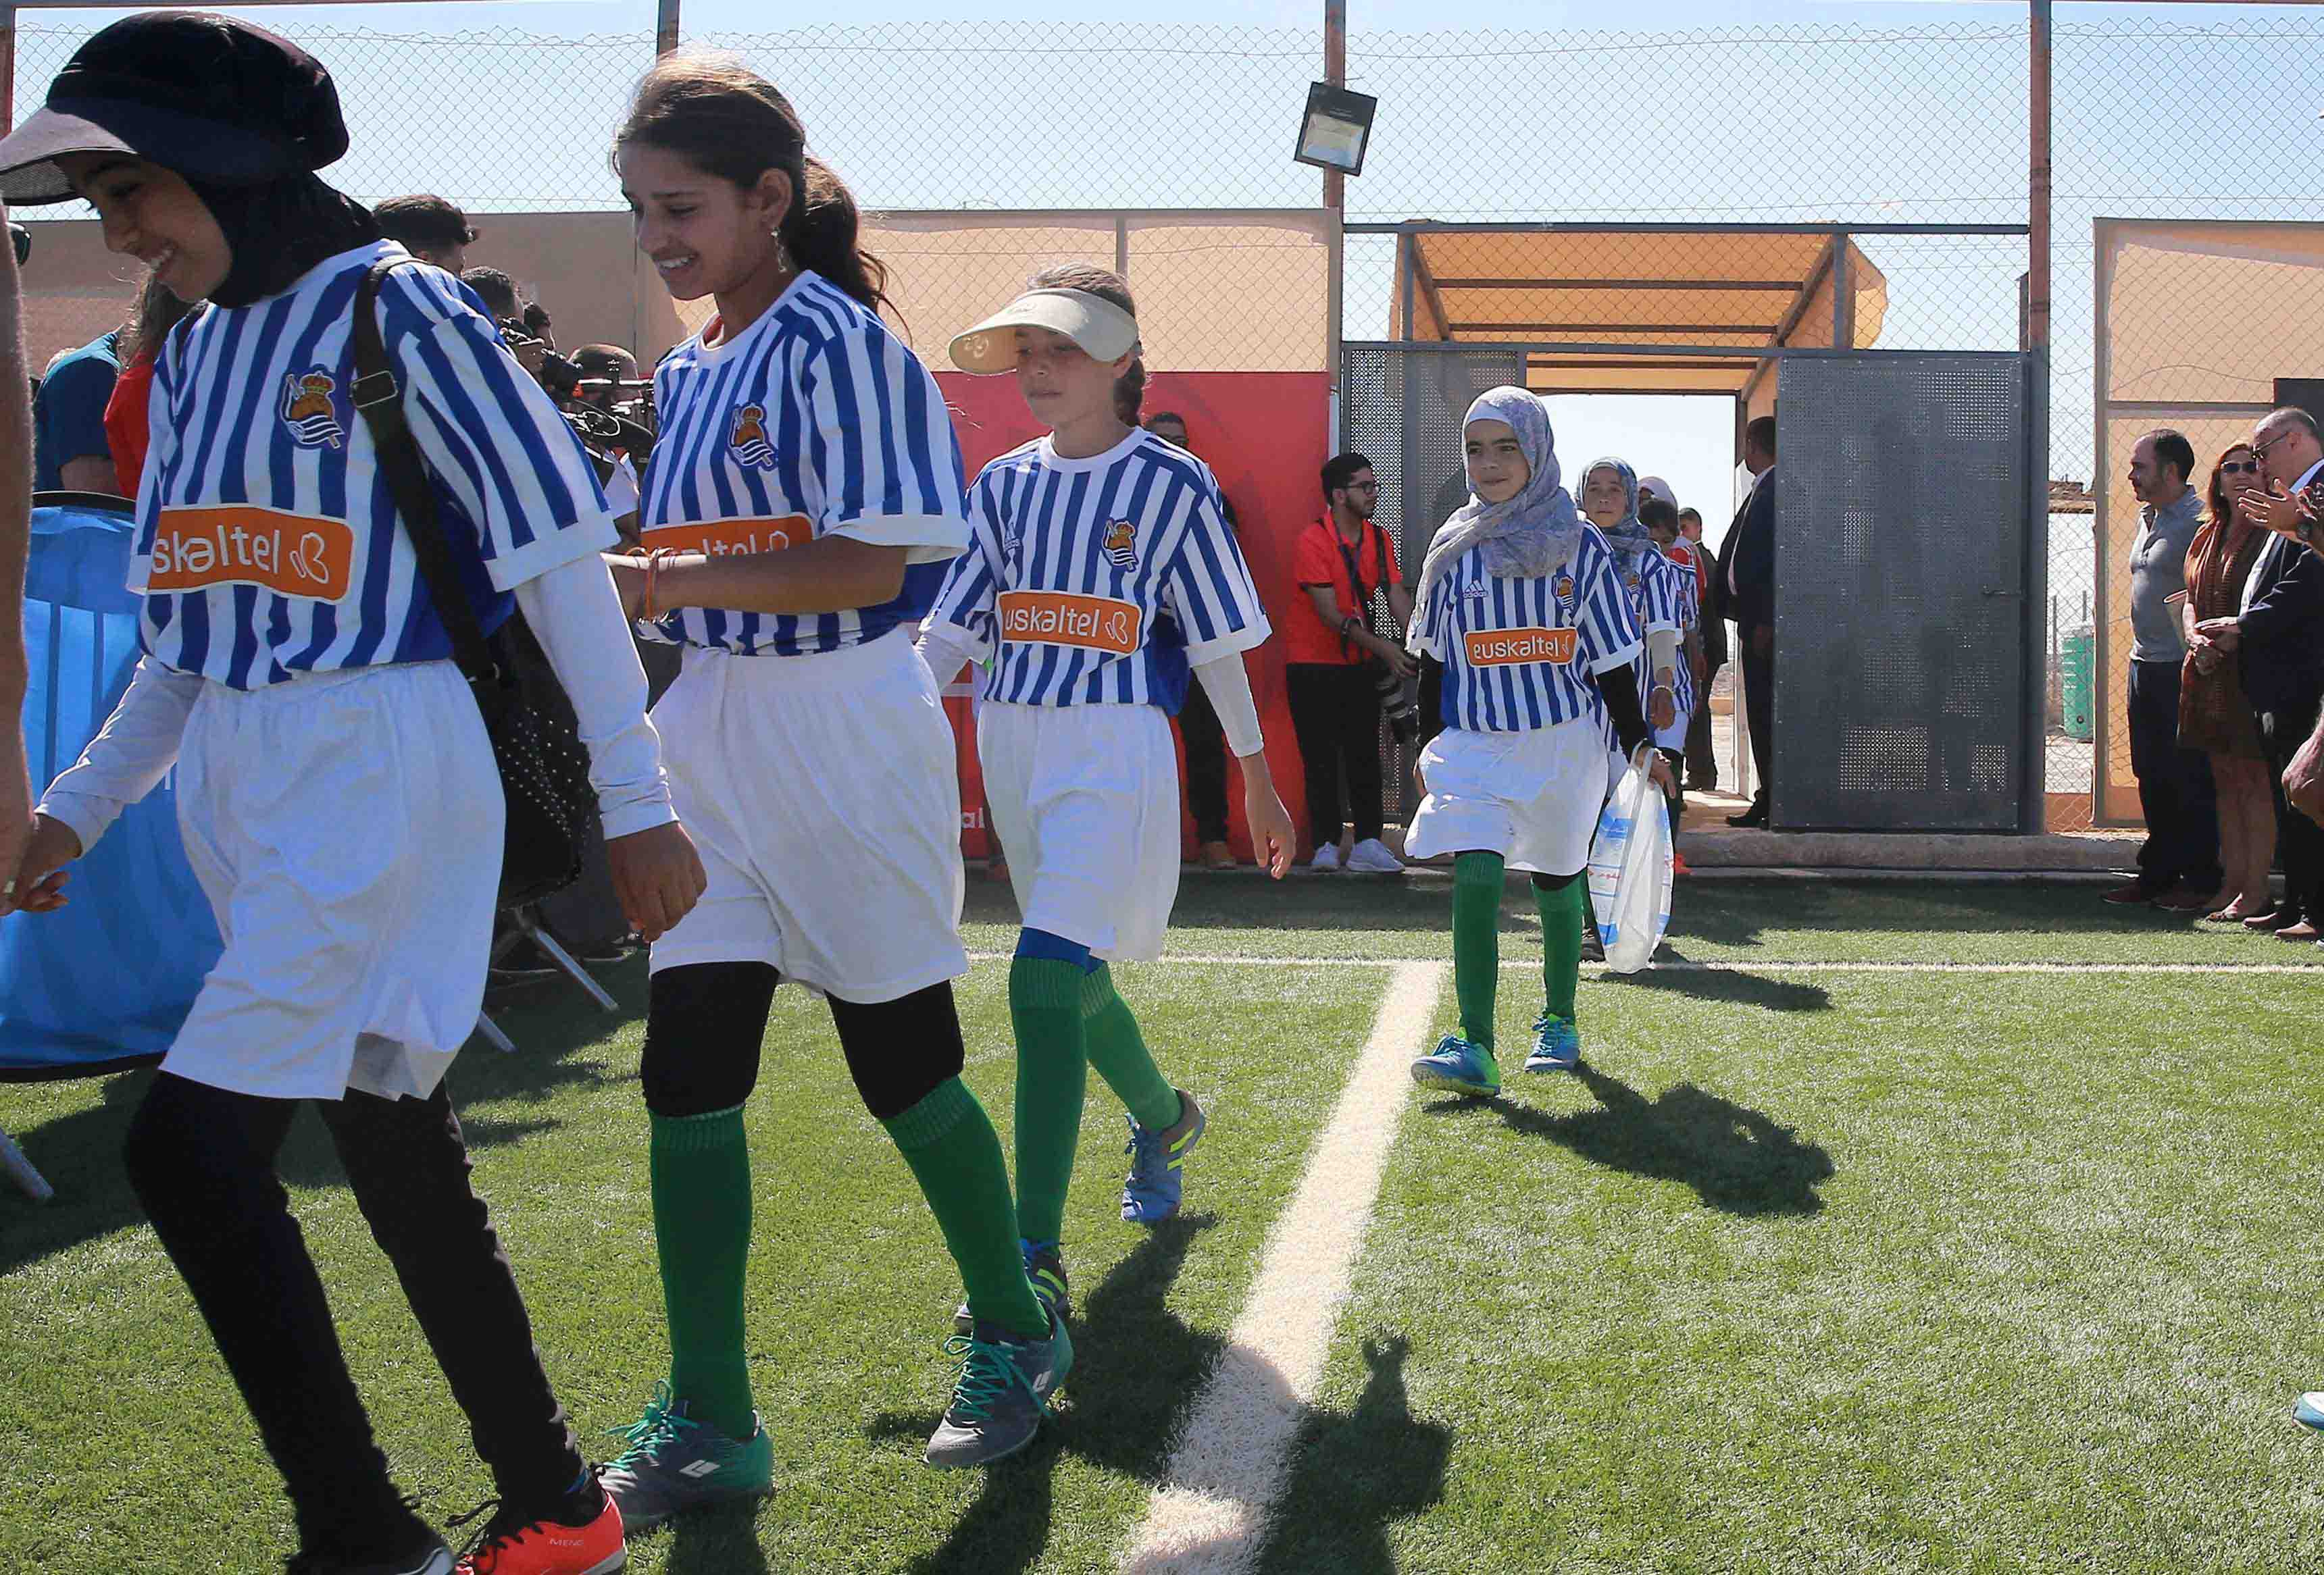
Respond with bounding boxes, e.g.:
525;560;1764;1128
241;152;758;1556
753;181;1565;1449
1587;757;1673;974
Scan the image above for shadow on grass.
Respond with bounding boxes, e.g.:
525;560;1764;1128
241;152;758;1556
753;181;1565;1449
1424;1063;1833;1216
1610;962;1832;1014
1248;1335;1452;1575
864;1214;1222;1573
658;1497;774;1575
0;959;644;1277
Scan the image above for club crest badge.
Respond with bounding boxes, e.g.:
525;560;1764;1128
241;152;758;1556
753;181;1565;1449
729;404;776;470
1102;519;1138;569
280;370;346;450
1554;573;1575;603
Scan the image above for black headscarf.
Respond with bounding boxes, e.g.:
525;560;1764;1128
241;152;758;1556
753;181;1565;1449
188;171;382;309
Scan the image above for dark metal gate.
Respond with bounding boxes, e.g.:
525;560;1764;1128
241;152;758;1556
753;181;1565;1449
1341;344;1525;819
1771;353;2037;831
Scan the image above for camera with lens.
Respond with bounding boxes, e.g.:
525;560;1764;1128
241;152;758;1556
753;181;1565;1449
1373;657;1421;751
499;318;582;400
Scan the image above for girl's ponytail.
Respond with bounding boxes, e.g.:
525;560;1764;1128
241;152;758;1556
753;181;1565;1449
783;155;893;319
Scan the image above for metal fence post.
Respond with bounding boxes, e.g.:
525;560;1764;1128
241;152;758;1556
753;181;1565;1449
656;0;680;56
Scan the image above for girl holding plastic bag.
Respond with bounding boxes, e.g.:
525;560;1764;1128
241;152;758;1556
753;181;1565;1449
1405;390;1668;1095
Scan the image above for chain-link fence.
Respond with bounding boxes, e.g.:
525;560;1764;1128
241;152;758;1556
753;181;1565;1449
11;7;2324;823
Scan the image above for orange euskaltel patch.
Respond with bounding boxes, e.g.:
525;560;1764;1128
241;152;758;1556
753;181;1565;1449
999;590;1143;655
641;515;810;557
1465;627;1577;667
146;507;357;601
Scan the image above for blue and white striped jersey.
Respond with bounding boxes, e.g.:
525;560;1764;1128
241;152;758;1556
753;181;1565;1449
1416;525;1641;734
134;242;617;690
1621;547;1696;719
638;271;969;656
923;428;1271;713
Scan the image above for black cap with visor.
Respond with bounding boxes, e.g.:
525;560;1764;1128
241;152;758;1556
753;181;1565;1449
0;11;349;205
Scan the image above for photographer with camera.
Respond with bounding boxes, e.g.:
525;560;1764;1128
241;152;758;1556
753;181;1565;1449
1288;453;1415;873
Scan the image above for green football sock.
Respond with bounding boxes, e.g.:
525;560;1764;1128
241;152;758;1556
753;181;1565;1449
649;1106;756;1440
884;1077;1049;1340
1081;965;1182;1131
1452;852;1504;1051
1009;956;1089;1248
1538;874;1585;1021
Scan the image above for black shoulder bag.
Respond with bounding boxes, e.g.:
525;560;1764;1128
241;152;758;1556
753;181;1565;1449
349;257;597;908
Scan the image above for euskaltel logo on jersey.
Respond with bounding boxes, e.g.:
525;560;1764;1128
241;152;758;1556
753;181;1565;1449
730;404;777;469
280;369;346;450
1465;626;1578;667
147;506;357;602
998;590;1143;656
641;515;807;557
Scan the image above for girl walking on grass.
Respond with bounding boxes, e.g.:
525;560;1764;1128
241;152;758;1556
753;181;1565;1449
917;265;1294;1337
1403;391;1668;1096
1;15;706;1572
593;53;1065;1501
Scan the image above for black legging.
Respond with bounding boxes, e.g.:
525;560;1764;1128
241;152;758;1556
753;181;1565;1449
640;962;967;1121
122;1072;586;1553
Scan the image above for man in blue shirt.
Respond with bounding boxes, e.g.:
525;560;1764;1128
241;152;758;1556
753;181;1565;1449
32;328;120;494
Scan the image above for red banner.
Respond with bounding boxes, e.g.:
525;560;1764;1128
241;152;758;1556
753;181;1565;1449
936;369;1332;859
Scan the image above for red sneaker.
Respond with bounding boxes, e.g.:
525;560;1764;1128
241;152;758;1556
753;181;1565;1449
1672;852;1693;877
453;1491;624;1575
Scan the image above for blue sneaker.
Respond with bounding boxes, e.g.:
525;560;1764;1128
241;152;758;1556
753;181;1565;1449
2296;1393;2324;1431
1121;1090;1205;1224
1524;1011;1581;1073
1410;1034;1500;1096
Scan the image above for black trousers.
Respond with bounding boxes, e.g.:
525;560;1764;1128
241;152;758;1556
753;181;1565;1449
2129;659;2223;894
1684;667;1720;788
122;1073;586;1552
2262;700;2324;923
1740;623;1774;808
1177;680;1232;846
1286;662;1385;849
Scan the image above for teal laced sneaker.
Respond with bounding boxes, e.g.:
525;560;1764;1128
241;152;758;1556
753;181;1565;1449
924;1314;1073;1469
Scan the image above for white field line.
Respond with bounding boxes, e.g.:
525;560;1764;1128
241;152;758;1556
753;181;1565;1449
1117;960;1448;1575
967;951;2324;976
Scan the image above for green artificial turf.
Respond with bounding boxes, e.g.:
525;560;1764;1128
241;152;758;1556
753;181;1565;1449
1271;969;2324;1573
0;958;1386;1574
8;877;2321;1572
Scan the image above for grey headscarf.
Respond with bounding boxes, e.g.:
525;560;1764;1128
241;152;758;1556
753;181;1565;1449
1407;387;1584;654
1580;457;1659;571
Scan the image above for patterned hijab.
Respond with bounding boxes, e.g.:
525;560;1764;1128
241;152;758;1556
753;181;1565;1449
1408;387;1585;653
1581;457;1657;568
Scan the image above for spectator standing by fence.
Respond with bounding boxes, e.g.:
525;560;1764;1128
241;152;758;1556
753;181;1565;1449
2206;409;2324;939
372;191;474;274
2104;430;2221;909
1717;416;1777;826
33;317;118;493
2179;445;2273;923
1288;451;1411;873
101;272;191;496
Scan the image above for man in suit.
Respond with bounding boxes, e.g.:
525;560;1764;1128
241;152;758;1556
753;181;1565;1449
2203;408;2324;940
1715;416;1779;827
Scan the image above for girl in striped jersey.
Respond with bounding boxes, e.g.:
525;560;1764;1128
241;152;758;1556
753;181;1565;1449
919;266;1294;1333
1403;390;1671;1096
592;55;1065;1493
1639;492;1702;840
1578;458;1694;836
0;16;704;1574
